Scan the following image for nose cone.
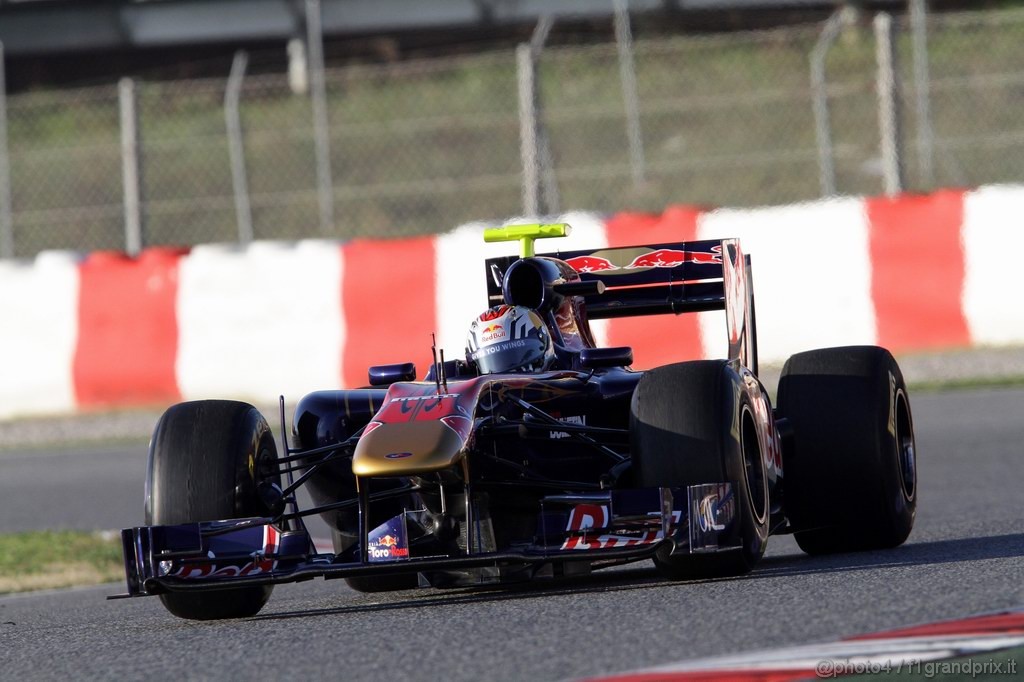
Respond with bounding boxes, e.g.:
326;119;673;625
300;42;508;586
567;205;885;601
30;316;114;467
352;421;466;476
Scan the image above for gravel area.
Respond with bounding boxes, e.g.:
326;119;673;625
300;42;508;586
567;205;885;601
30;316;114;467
2;346;1022;451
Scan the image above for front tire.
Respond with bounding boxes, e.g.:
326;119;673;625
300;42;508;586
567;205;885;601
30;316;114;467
146;400;280;620
777;346;917;555
631;361;769;578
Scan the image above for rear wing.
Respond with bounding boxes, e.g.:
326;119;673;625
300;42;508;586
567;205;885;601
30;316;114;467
484;238;758;372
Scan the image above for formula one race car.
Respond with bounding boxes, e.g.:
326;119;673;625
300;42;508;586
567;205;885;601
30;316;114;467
111;224;917;620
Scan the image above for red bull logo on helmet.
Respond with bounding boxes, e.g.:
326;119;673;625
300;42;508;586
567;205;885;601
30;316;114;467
481;322;506;343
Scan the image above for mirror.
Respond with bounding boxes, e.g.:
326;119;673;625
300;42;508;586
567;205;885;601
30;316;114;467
579;347;633;370
368;362;417;386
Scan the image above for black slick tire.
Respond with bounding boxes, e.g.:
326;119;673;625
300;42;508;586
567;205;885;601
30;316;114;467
630;360;769;578
776;346;917;555
146;400;280;620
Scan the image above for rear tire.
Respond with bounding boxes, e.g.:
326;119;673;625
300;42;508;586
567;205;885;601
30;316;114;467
146;400;280;620
631;361;769;578
777;346;917;555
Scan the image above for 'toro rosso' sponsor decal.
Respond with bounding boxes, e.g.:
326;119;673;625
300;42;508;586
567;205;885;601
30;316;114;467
368;518;410;562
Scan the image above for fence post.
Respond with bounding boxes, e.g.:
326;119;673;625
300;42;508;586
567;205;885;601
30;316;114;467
119;77;144;256
531;16;558;216
909;0;934;188
874;12;904;197
306;0;334;235
516;44;540;217
0;42;12;259
614;0;646;187
225;50;253;244
809;10;846;197
516;16;559;218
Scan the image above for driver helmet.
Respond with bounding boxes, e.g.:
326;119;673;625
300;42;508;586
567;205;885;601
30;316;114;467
466;305;555;375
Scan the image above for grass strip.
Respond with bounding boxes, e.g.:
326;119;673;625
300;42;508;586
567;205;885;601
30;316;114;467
0;530;123;595
908;375;1024;393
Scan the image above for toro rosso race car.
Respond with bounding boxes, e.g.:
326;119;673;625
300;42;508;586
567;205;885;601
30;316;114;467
111;224;917;620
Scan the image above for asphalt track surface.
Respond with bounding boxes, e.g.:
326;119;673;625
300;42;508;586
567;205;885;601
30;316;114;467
2;387;1023;681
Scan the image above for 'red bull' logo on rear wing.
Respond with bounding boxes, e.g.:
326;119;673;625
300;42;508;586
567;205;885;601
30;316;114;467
564;246;721;274
563;255;618;273
625;247;722;268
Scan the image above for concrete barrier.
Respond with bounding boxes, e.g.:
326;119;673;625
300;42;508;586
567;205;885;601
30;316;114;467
1;185;1020;419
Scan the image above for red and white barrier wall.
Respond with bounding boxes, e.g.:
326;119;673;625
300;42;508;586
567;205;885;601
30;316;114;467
1;185;1021;420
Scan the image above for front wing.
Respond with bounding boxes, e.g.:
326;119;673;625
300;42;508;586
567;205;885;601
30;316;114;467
110;483;739;599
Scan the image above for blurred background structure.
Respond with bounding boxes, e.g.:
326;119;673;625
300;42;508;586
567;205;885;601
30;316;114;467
0;0;1022;258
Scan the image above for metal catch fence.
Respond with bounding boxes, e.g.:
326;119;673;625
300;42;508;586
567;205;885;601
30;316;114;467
1;5;1022;258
